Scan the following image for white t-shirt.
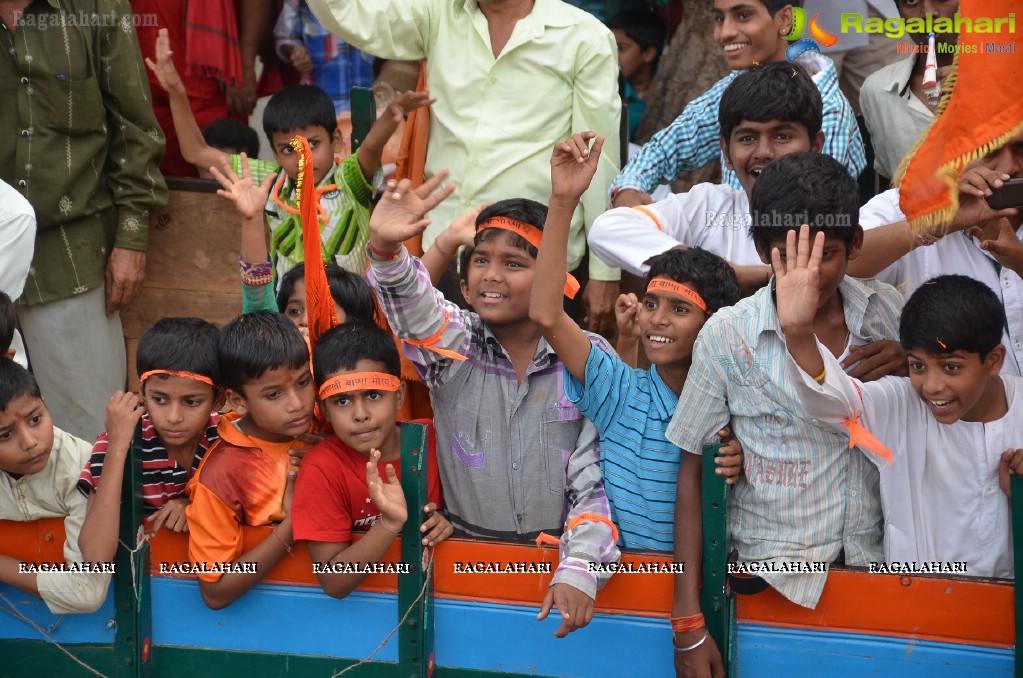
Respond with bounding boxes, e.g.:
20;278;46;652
791;344;1017;579
588;183;760;276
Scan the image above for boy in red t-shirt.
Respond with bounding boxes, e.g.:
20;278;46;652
292;321;450;599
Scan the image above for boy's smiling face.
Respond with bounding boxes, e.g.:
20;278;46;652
712;0;791;69
142;375;216;455
271;124;340;185
0;395;54;476
907;346;1005;424
460;231;536;327
228;364;316;442
722;119;824;194
638;280;709;369
319;359;404;457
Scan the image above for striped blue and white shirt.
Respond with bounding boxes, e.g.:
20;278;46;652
565;346;680;551
609;53;865;195
666;277;902;608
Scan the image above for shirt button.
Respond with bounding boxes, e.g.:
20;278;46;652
17;180;26;187
1003;278;1012;288
19;76;28;84
488;77;497;85
512;462;519;470
20;129;31;137
850;490;858;497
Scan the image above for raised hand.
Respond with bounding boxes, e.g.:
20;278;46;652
772;225;824;334
369;171;455;252
366;449;408;534
550;132;604;204
387;90;435;124
210;154;275;220
615;293;641;342
143;28;182;93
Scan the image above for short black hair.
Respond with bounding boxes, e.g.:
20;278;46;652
263;85;337;142
137;317;221;391
761;0;800;15
0;358;41;412
607;9;668;68
218;311;309;393
900;275;1006;360
0;292;15;356
276;263;378;325
646;248;741;314
749;152;861;254
312;321;400;387
474;198;548;258
202;117;260;158
719;61;823;143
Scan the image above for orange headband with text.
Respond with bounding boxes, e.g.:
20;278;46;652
646;278;708;314
318;372;401;400
139;370;214;387
477;217;580;299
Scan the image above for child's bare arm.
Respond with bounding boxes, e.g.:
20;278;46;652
614;293;641;368
529;132;605;382
0;556;41;597
357;91;434;182
144;28;230;174
672;452;724;678
421;204;482;284
79;392;144;565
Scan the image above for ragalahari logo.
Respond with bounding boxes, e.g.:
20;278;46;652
784;8;839;62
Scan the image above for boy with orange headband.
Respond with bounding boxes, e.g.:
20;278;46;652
78;318;222;566
366;171;620;638
292;322;450;598
530;132;743;552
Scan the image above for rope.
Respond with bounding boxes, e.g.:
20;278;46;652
0;591;111;678
117;524;149;607
328;548;435;678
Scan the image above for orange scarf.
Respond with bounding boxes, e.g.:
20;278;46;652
395;62;431;257
896;0;1023;232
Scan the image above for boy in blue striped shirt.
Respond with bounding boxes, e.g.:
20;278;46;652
530;132;743;552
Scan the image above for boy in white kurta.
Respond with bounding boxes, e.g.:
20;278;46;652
776;229;1023;578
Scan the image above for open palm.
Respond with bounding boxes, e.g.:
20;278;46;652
210;156;274;220
369;171;455;250
773;226;824;332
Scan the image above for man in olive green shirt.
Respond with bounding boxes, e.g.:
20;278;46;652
0;0;168;440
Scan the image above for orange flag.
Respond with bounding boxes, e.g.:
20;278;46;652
896;0;1023;233
292;136;338;346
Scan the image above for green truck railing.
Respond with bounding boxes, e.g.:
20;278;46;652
701;443;734;677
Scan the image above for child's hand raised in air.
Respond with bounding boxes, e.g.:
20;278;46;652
772;225;824;334
714;427;743;486
369;172;455;253
366;449;408;534
614;293;641;344
420;503;452;547
387;90;435;124
105;391;144;456
550;132;604;205
146;497;190;535
143;28;183;93
211;154;276;220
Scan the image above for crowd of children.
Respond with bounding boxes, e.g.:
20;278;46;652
1;1;1022;676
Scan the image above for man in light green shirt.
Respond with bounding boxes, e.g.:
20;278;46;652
307;0;623;331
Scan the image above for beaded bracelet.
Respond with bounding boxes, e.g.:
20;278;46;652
239;260;273;287
672;630;710;653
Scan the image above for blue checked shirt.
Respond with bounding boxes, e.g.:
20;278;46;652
274;0;375;113
610;53;866;195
